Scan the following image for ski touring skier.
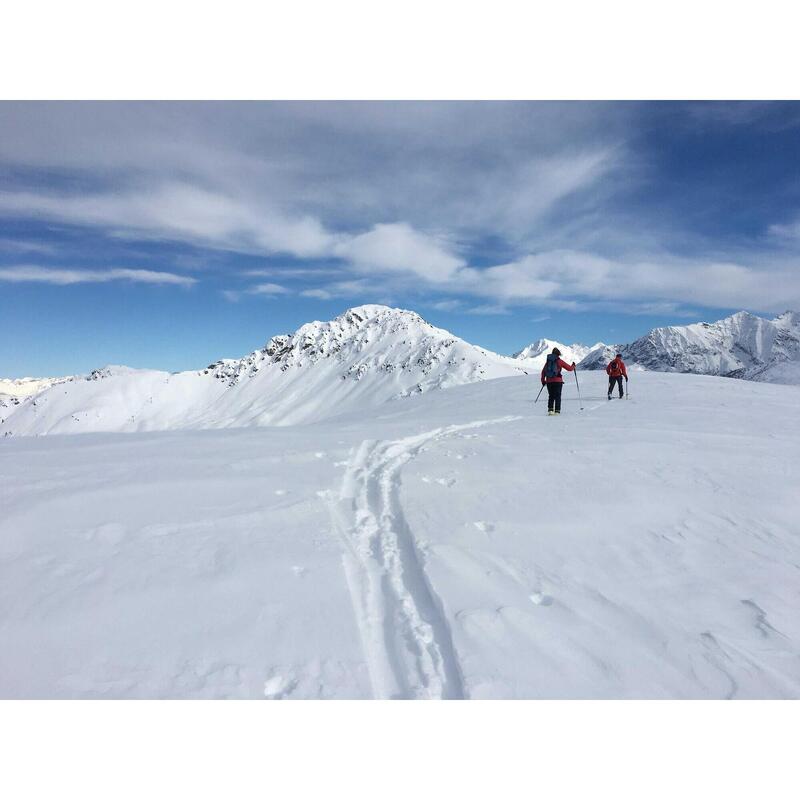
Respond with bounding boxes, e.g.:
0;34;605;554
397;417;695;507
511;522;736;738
540;347;576;415
606;353;628;399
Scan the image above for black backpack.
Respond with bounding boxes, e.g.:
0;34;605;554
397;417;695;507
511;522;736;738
544;353;560;379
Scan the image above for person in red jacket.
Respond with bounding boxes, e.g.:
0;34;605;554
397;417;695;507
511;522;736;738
540;347;576;415
606;353;628;399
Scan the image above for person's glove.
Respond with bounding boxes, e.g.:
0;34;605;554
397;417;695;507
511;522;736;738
541;379;546;386
625;376;628;381
572;362;576;367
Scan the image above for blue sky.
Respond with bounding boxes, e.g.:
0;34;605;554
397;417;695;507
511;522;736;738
2;101;800;376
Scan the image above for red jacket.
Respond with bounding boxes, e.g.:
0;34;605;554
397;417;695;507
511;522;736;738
606;357;628;379
541;357;575;384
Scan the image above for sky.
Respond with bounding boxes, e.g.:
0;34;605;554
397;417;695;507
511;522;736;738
2;100;800;376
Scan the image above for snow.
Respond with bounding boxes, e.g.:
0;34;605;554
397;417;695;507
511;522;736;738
513;338;606;370
579;310;800;384
0;376;74;400
1;305;528;436
2;370;799;698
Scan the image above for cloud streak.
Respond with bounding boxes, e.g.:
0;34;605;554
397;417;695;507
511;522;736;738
0;265;196;286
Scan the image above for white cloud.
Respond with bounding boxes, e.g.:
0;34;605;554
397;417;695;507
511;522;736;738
429;299;463;312
456;250;800;314
0;265;196;286
222;282;290;302
465;304;511;316
0;184;336;260
249;282;290;295
0;238;57;255
303;279;376;299
768;218;800;239
333;223;465;282
1;104;797;315
300;288;333;300
0;187;470;288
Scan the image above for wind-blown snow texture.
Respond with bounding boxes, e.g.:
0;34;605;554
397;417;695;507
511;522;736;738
1;371;799;698
579;310;800;384
1;306;528;436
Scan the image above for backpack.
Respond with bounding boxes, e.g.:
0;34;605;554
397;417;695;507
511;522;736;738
544;353;560;379
609;358;621;376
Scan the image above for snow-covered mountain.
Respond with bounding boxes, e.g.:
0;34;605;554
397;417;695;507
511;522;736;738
1;305;529;436
578;311;800;384
0;375;74;404
577;344;622;371
513;338;607;370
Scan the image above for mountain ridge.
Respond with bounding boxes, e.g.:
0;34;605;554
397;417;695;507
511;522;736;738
513;338;608;370
1;305;528;436
4;306;799;437
578;310;800;384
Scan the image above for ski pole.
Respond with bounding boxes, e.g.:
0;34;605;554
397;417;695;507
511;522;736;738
574;368;584;410
534;383;545;404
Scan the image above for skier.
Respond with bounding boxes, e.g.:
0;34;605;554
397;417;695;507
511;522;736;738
540;347;576;415
606;353;628;399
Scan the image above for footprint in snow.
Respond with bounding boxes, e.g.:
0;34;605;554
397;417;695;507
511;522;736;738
473;521;494;533
263;673;297;700
435;477;457;488
274;489;288;496
291;565;308;578
529;592;554;607
314;451;326;459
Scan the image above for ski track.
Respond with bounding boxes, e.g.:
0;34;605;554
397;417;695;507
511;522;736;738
328;416;520;699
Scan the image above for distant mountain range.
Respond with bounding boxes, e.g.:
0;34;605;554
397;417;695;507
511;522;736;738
0;375;75;404
512;338;607;370
2;306;798;437
578;310;800;384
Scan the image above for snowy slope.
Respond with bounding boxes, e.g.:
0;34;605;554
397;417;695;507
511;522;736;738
1;305;529;436
579;311;800;383
2;370;798;698
513;338;606;370
0;375;74;410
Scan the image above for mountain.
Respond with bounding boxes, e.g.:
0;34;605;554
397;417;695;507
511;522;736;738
513;338;607;370
578;311;800;384
1;305;529;436
577;344;621;371
0;375;74;404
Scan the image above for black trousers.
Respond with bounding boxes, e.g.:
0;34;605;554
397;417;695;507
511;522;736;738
546;382;563;412
608;375;624;397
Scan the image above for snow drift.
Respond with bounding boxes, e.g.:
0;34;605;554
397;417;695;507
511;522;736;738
2;370;798;698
